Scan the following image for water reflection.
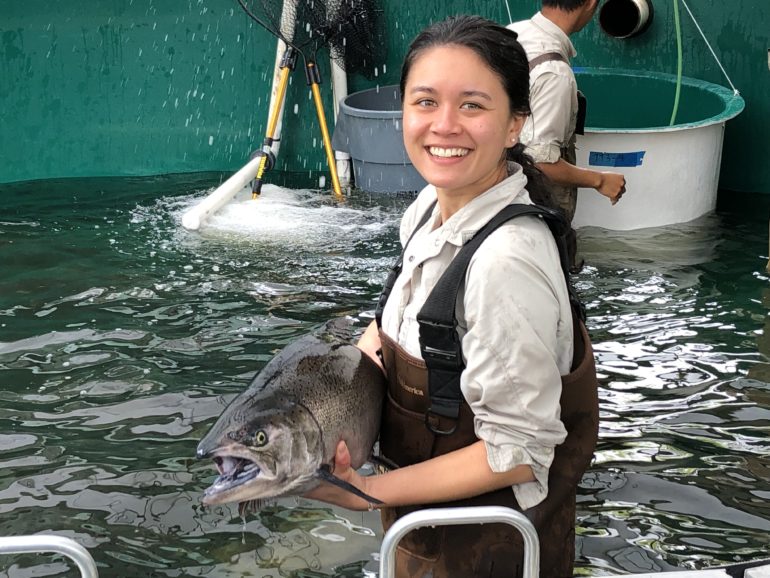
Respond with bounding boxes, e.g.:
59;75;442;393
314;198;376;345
1;177;769;577
573;202;770;575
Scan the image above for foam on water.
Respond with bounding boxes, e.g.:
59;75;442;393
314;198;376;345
170;184;397;251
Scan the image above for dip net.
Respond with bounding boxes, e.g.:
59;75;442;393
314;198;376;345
238;0;383;77
236;0;383;197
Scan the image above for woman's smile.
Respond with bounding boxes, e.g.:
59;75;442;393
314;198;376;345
427;146;470;159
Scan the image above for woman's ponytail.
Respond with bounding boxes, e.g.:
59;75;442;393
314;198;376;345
508;143;556;209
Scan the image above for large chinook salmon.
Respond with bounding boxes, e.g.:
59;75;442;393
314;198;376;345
196;318;386;507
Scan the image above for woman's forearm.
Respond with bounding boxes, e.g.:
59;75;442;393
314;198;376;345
536;158;601;189
536;159;626;204
364;440;535;507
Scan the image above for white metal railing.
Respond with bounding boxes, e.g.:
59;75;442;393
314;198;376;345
0;535;98;578
378;506;540;578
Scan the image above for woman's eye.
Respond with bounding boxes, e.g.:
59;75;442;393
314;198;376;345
415;98;436;107
461;102;482;110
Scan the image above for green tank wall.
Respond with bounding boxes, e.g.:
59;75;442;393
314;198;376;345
1;0;768;193
0;0;338;187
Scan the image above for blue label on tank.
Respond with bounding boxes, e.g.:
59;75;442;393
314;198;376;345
588;151;645;167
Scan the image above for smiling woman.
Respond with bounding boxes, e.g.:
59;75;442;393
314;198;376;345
304;15;600;578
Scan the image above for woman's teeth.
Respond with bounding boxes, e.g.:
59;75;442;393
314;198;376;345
429;147;469;158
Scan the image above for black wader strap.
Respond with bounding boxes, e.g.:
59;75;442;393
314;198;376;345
417;204;584;431
374;199;438;329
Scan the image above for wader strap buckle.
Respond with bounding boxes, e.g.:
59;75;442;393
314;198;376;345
418;318;465;426
424;408;458;436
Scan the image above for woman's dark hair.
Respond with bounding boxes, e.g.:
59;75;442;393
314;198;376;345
399;14;552;207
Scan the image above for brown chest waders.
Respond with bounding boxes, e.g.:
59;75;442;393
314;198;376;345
374;202;600;578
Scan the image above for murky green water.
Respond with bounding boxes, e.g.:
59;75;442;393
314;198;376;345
1;175;769;577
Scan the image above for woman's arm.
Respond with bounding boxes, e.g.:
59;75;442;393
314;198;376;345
356;320;384;371
305;440;534;511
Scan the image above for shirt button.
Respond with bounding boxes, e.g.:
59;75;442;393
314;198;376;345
408;255;414;262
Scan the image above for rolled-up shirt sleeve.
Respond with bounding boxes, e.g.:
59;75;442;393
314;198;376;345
458;218;571;510
525;70;576;164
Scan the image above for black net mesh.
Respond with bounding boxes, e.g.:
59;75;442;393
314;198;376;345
238;0;383;79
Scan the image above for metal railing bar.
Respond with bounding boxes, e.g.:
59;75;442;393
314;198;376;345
378;506;540;578
0;535;98;578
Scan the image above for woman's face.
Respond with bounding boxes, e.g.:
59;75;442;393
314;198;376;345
402;44;525;202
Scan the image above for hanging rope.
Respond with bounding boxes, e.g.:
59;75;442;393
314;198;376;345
503;0;513;25
680;0;740;95
669;0;682;126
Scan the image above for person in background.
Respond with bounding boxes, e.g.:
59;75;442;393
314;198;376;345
306;15;599;578
509;0;627;271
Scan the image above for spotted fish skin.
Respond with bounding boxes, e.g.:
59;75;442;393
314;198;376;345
196;318;386;506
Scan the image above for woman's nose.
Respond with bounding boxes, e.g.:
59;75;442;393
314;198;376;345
431;106;460;134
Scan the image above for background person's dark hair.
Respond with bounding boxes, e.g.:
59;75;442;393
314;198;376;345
399;14;553;208
542;0;592;11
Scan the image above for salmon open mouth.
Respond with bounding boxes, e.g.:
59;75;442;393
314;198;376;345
203;455;262;500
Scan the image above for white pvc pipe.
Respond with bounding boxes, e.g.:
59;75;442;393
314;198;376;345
330;58;352;189
599;0;652;39
268;0;298;158
181;154;263;230
267;38;289;159
181;0;298;231
627;0;651;37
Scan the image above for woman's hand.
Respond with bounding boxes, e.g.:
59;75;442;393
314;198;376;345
303;441;375;511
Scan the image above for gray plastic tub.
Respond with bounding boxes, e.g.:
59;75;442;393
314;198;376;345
332;85;427;194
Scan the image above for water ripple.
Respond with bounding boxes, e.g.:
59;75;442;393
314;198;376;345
1;177;769;576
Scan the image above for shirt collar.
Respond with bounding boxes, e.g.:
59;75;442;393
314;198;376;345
437;164;532;247
531;11;577;59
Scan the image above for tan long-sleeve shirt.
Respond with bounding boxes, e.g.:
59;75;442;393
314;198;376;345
380;165;574;509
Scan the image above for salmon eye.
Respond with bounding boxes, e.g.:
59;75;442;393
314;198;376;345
255;430;268;446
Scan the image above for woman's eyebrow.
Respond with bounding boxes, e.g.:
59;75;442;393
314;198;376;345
408;85;435;95
461;90;492;101
408;86;492;101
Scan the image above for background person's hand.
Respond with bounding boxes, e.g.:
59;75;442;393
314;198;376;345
597;171;627;205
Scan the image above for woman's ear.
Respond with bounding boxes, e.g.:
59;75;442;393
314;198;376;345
507;114;526;147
